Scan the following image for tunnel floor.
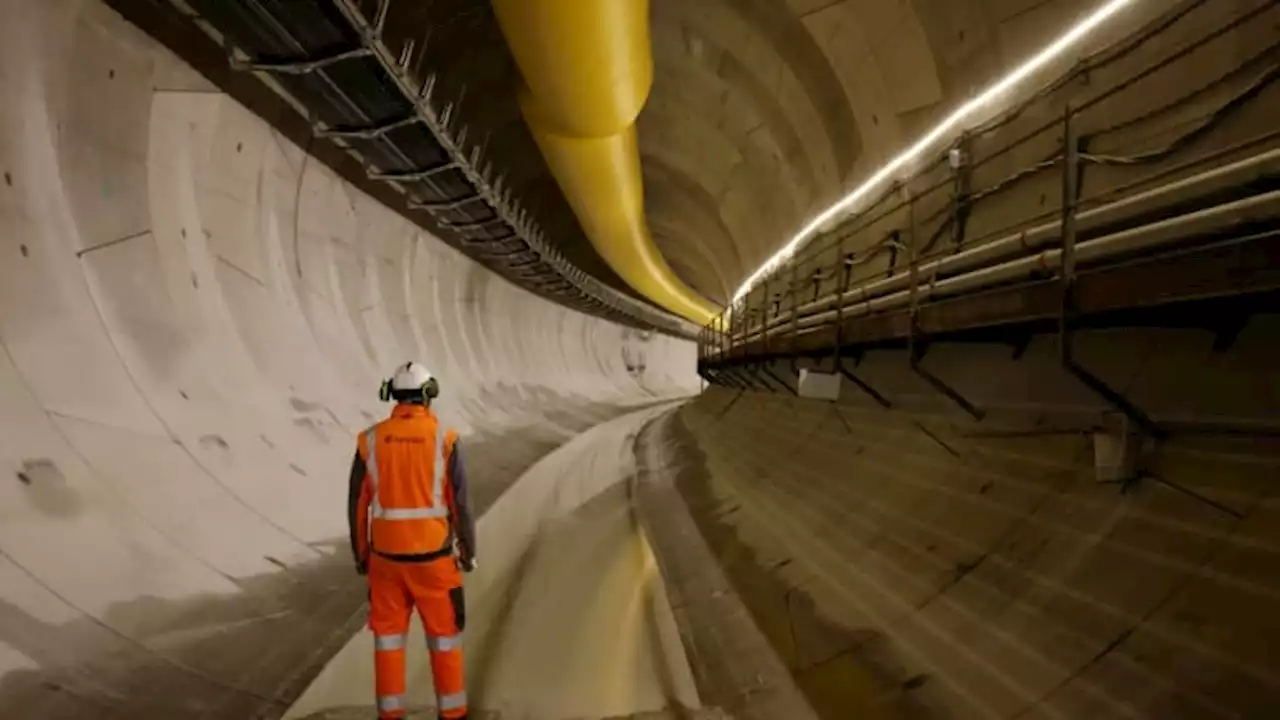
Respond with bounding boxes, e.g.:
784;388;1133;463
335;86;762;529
283;405;711;720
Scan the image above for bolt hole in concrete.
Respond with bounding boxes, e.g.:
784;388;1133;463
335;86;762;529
199;434;231;451
4;170;11;185
16;459;82;518
902;674;928;691
19;243;28;258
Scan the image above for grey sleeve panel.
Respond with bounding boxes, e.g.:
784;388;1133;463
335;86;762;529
449;441;477;559
347;450;367;564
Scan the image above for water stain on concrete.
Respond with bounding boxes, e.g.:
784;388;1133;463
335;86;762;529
0;547;365;720
288;397;324;414
658;413;923;720
292;417;329;445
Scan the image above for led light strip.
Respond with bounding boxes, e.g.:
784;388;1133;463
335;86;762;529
728;0;1139;310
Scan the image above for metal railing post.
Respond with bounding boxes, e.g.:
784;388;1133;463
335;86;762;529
759;276;770;359
1060;106;1079;291
1055;104;1163;441
906;178;984;419
790;257;800;358
950;133;972;252
719;313;727;363
732;303;742;361
831;235;849;370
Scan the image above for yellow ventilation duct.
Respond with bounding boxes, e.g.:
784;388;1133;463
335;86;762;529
492;0;718;325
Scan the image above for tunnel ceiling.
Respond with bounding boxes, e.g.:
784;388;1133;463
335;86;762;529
390;0;1126;309
116;0;1142;320
640;0;1136;305
430;0;1141;308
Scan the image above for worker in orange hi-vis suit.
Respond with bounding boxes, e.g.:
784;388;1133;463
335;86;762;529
348;362;477;720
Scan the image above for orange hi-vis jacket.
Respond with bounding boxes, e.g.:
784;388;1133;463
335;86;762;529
348;404;476;564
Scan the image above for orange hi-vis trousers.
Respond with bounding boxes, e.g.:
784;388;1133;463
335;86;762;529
368;554;468;719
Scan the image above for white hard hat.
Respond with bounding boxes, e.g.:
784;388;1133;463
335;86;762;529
391;361;433;390
380;361;439;401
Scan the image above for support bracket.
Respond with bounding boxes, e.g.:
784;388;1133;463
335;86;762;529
441;215;502;232
719;367;749;390
410;194;486;213
904;177;984;422
909;328;986;421
370;162;457;183
1062;342;1164;441
235;47;372;75
837;357;892;409
1057;105;1164;442
317;114;420;139
763;363;798;396
747;363;779;393
725;366;760;391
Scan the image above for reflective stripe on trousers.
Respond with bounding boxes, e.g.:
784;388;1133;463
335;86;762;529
427;630;466;718
426;633;462;652
373;633;466;718
373;632;408;719
438;690;467;712
374;633;406;651
366;427;450;520
377;693;406;713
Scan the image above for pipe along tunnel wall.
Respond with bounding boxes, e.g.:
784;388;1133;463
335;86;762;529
0;1;698;717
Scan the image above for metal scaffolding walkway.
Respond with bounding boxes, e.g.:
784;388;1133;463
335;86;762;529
698;5;1280;429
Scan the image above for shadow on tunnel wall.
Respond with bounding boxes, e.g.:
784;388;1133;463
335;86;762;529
0;407;649;720
0;544;363;719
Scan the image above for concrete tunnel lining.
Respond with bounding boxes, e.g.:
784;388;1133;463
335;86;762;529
5;0;1280;718
0;1;698;717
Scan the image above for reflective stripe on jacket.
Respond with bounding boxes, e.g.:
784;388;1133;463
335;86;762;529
347;404;475;561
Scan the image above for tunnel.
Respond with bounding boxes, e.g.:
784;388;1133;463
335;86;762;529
1;0;1277;719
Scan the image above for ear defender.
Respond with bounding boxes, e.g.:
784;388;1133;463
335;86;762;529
379;379;392;402
423;377;440;399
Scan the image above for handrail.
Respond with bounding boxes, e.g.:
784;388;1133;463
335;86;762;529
698;0;1280;363
755;147;1280;337
786;0;1276;275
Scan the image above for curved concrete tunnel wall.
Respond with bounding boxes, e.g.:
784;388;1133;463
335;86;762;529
665;323;1280;718
5;2;1279;719
0;1;696;716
